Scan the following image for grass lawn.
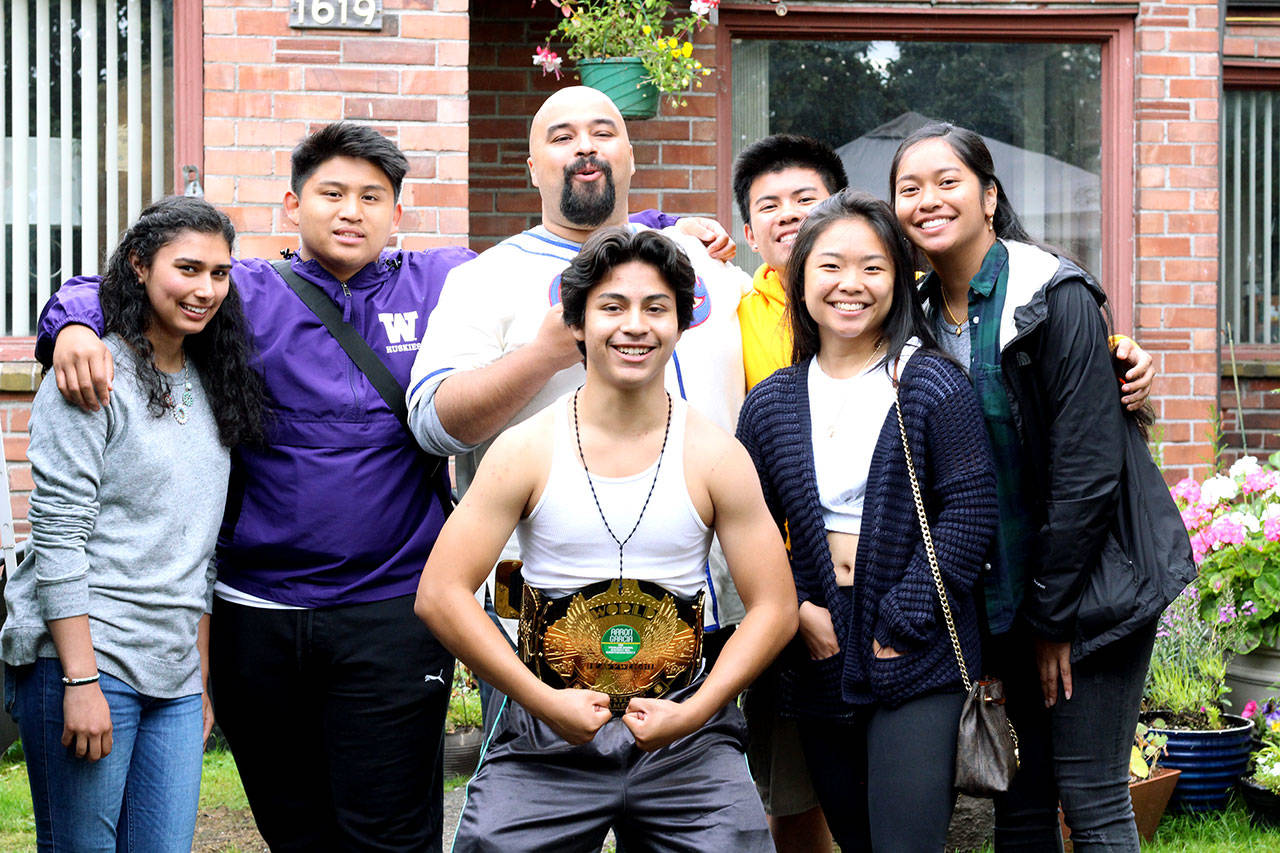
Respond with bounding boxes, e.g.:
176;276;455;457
1146;801;1280;852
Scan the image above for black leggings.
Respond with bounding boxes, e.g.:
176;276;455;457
798;691;965;852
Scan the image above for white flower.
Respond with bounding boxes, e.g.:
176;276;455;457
1231;455;1261;480
1200;474;1240;506
690;0;719;16
1229;510;1262;533
1263;502;1280;521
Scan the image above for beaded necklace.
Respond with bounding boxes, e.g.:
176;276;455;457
572;388;672;593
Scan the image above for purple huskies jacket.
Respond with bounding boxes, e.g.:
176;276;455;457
37;249;472;607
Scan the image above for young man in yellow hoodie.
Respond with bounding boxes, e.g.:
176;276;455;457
735;135;848;393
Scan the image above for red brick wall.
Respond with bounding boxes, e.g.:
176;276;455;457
1225;16;1280;60
2;392;35;538
1220;373;1280;465
468;0;718;252
202;0;470;256
1128;0;1223;481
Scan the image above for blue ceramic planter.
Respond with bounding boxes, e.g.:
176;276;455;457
1141;712;1252;813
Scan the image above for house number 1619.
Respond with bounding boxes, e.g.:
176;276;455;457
290;0;383;30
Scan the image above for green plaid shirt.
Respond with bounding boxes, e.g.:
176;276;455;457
925;241;1035;635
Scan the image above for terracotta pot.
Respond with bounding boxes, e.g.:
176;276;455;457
1130;766;1181;841
443;725;483;777
1058;766;1181;848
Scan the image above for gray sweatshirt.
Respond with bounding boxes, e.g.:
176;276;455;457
0;335;229;698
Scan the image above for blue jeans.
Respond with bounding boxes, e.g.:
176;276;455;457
10;658;203;852
986;621;1157;852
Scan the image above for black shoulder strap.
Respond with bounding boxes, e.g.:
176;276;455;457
270;260;453;514
271;259;408;423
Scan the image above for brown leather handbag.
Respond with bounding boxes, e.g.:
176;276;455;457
894;389;1019;797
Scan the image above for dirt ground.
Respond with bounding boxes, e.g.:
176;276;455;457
193;807;266;853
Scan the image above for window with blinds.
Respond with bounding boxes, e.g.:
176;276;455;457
2;0;173;337
1223;89;1280;347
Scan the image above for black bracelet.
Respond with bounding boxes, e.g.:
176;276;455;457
61;673;100;687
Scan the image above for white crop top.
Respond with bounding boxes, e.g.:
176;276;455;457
516;393;713;599
809;341;919;535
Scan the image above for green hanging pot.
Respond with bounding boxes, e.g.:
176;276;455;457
577;57;659;120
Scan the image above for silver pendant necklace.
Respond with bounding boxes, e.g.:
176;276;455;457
163;360;195;425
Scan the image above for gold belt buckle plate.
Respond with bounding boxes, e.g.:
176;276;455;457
527;578;703;714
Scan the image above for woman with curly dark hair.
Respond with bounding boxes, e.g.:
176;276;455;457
1;195;263;851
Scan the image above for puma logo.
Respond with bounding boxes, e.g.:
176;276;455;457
423;670;447;686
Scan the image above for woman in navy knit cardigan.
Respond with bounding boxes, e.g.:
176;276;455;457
736;189;999;851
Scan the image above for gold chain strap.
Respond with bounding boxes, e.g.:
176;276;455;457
893;385;1019;760
893;388;972;692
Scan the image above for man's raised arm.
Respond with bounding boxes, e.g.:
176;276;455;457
35;277;113;412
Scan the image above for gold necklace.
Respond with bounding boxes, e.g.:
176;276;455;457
941;291;967;337
822;340;884;438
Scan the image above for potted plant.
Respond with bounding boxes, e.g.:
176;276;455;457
444;661;483;777
532;0;719;118
1242;741;1280;826
1128;722;1180;840
1239;697;1280;826
1174;454;1280;711
1142;586;1254;812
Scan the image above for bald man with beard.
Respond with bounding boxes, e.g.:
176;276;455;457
408;87;754;643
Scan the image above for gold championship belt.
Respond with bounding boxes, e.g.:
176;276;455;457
495;561;703;714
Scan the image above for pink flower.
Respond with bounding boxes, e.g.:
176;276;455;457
532;46;563;79
1171;477;1202;506
1208;516;1247;549
690;0;720;15
1265;516;1280;543
1245;700;1260;719
533;0;572;16
1244;468;1280;495
1181;504;1212;531
1190;528;1214;564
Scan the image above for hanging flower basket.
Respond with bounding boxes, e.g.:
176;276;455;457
577;57;658;119
532;1;717;113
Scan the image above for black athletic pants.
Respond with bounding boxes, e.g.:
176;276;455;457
211;594;454;852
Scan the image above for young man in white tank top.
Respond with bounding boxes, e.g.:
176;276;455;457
416;229;796;852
